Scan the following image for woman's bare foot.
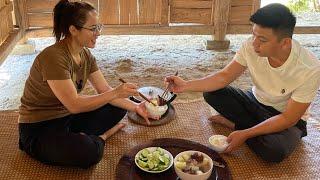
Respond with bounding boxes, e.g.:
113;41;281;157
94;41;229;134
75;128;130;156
99;123;126;141
208;115;235;130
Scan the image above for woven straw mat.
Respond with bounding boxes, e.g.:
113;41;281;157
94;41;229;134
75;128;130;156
0;100;320;180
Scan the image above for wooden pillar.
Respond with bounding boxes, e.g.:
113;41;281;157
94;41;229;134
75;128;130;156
206;0;231;50
13;0;28;43
0;0;25;64
13;0;27;31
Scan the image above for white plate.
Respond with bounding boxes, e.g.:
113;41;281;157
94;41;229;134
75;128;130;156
135;147;173;173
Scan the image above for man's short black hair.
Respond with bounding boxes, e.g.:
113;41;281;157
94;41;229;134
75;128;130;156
250;3;296;40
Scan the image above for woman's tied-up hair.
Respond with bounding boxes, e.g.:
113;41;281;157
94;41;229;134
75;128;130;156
53;0;96;42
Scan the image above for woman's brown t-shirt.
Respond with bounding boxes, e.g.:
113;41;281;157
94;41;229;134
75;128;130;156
19;41;98;123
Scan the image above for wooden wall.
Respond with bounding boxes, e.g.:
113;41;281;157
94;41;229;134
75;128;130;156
25;0;259;28
0;0;13;44
0;0;23;65
170;0;213;24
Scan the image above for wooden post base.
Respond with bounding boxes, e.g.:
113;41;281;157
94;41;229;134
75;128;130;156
205;39;230;50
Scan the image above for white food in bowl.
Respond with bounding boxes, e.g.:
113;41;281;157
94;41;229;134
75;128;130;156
209;135;229;153
174;150;213;180
145;99;168;117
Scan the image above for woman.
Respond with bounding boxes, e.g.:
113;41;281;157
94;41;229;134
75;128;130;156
18;0;151;168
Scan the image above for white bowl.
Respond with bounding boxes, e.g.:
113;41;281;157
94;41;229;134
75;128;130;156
209;135;229;153
135;147;173;173
174;150;213;180
145;100;168;117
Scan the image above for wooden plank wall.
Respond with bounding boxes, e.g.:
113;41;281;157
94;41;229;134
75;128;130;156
26;0;163;27
0;0;13;44
24;0;258;27
26;0;98;28
170;0;213;24
229;0;254;25
100;0;162;25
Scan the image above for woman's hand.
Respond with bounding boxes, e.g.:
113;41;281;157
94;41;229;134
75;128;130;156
113;83;139;99
135;102;151;125
164;76;187;93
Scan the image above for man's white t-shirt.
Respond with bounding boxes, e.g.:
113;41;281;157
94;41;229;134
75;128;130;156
234;37;320;118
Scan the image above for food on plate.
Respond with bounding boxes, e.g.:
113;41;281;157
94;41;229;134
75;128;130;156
135;147;173;173
145;98;168;118
175;152;211;175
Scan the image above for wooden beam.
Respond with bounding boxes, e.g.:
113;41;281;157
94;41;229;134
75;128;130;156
25;25;320;37
294;26;320;34
227;25;320;34
0;29;24;65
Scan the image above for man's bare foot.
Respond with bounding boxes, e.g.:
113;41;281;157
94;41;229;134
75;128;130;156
99;123;126;141
208;115;235;130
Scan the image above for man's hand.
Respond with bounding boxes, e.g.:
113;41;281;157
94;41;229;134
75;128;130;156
164;76;187;93
224;130;249;153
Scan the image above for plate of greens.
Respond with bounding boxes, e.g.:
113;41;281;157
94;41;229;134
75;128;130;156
135;147;173;173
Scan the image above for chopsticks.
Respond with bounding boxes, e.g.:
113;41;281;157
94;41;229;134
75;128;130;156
119;78;157;106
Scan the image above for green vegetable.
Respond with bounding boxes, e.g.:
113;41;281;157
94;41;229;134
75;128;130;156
136;147;171;172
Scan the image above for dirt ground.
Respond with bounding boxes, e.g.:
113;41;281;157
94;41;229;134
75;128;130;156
0;33;320;122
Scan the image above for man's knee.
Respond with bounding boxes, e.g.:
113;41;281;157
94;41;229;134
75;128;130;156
259;147;287;163
248;139;289;163
203;88;227;102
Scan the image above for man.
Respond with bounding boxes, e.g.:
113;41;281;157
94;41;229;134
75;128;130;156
165;3;320;162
